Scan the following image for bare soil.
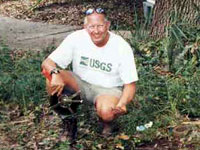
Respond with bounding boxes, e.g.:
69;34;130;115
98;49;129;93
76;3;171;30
0;0;143;50
0;0;143;28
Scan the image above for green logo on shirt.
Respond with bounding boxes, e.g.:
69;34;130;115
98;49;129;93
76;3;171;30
80;56;112;72
80;56;89;66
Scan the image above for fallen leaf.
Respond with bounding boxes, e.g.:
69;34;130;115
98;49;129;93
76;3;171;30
118;133;130;140
97;144;102;149
116;143;124;150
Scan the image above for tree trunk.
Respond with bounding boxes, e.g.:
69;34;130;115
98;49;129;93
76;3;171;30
150;0;200;38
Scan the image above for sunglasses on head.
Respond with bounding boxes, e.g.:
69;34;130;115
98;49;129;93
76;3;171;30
85;8;105;15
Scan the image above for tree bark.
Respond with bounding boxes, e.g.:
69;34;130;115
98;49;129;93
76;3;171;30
150;0;200;38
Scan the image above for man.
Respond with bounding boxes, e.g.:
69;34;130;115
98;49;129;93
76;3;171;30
41;8;138;138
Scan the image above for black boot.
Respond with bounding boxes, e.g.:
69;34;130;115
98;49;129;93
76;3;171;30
49;87;81;143
61;117;77;144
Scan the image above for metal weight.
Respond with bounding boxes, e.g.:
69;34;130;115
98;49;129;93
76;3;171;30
50;90;83;112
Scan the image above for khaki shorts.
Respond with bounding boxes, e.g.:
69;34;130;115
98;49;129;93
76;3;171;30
72;73;123;104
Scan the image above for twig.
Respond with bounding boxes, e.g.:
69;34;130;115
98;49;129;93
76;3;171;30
182;120;200;125
0;119;31;127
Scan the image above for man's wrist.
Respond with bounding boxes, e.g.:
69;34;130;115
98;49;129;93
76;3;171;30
50;68;60;76
117;100;127;107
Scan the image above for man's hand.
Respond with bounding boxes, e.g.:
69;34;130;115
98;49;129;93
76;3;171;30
50;74;64;96
112;103;127;118
112;82;136;118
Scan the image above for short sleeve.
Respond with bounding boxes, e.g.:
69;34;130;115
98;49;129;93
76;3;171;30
118;43;138;84
48;36;74;69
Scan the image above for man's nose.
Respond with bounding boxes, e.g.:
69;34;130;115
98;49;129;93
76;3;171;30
93;26;99;33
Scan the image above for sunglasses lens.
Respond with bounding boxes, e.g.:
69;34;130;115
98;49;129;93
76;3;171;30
85;8;94;15
85;8;105;15
96;8;104;14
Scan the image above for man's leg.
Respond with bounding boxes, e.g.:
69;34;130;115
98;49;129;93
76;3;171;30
45;70;81;142
46;70;80;94
95;95;120;135
46;70;80;116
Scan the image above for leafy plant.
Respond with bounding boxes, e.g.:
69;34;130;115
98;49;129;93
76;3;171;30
0;44;51;111
122;17;200;144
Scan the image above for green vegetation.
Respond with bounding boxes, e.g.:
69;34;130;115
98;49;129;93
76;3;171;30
0;16;200;149
0;45;51;111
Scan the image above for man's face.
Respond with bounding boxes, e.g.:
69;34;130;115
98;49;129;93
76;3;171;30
84;13;110;47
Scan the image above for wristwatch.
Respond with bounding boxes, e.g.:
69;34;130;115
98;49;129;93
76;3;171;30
50;68;60;75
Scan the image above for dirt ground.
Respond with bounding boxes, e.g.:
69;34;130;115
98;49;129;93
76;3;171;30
0;15;81;50
0;0;143;26
0;0;138;50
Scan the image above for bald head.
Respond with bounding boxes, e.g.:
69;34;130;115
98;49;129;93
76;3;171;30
84;13;108;25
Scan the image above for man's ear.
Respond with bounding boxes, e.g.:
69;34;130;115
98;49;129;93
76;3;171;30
83;24;86;29
106;21;111;29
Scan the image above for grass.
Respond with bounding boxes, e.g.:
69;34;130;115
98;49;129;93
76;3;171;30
0;44;53;111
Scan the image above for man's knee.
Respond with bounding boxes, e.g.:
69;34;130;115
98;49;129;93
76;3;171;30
95;97;118;122
60;71;80;91
98;109;115;122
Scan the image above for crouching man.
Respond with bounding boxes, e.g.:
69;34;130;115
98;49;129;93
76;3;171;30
41;7;138;141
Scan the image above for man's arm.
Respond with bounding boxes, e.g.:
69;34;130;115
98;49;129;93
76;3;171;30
41;58;65;96
41;58;57;75
115;82;136;113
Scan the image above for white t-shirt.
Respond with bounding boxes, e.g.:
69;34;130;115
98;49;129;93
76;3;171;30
48;29;138;88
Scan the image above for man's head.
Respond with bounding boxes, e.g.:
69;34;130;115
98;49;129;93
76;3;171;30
84;8;110;47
